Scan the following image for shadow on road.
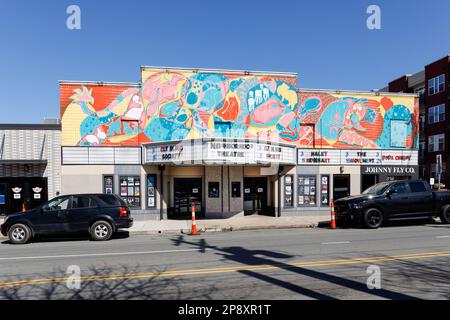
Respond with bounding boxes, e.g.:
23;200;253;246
0;264;216;300
171;235;420;300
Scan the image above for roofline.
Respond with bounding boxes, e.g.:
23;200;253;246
424;54;450;68
140;65;298;77
297;88;419;98
388;74;412;84
58;80;140;86
0;124;61;130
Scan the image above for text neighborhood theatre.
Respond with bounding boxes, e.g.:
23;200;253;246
59;66;419;218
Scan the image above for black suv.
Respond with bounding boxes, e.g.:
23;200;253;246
1;194;134;244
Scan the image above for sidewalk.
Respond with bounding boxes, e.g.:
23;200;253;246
129;213;329;235
0;214;330;239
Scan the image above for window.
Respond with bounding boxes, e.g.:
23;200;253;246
71;196;97;209
43;197;70;211
97;194;126;206
147;175;157;208
428;104;445;124
409;181;427;193
389;182;409;194
298;176;316;206
231;182;241;198
428;74;445;95
428;134;445;152
103;175;114;194
119;176;141;208
284;175;293;207
208;182;220;198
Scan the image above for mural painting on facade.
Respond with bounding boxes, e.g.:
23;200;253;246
60;70;418;149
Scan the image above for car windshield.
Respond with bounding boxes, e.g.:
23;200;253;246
362;182;391;195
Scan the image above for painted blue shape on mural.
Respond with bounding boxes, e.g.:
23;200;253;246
160;102;180;117
191;73;227;83
376;105;412;148
80;114;113;138
365;108;377;124
108;118;122;136
186;92;198;105
229;79;244;92
143;118;190;141
316;100;349;140
299;98;321;118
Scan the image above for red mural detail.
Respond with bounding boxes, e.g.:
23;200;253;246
381;96;394;110
216;96;239;121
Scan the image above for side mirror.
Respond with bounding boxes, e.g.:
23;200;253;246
386;189;396;196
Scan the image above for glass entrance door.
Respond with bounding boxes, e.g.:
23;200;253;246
244;177;268;215
173;178;202;218
333;175;351;201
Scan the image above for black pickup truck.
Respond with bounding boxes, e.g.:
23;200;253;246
334;180;450;228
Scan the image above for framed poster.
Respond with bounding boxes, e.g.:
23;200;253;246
147;175;157;209
232;182;241;198
321;175;330;206
208;182;220;198
103;175;114;194
298;175;317;206
284;175;294;207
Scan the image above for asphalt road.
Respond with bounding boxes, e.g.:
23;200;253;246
1;220;450;300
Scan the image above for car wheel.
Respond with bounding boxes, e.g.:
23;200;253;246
90;220;113;241
8;223;32;244
363;208;383;229
440;206;450;224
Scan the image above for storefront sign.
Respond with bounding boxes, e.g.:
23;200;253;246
362;166;417;175
298;149;418;166
144;139;296;165
297;150;340;164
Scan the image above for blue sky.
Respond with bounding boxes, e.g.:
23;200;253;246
0;0;449;123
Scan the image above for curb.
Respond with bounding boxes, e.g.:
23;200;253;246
0;222;326;240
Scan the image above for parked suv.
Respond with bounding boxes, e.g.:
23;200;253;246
1;194;133;244
334;180;450;228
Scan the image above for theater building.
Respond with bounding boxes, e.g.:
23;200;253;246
0;122;62;215
59;67;419;219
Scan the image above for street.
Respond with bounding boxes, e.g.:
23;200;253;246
1;221;450;300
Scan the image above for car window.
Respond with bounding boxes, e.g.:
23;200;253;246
390;182;409;194
97;194;126;206
71;196;97;209
409;181;427;193
43;197;70;211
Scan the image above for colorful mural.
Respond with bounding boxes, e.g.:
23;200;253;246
60;69;419;149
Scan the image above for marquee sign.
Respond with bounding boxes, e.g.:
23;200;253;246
297;149;418;166
144;139;296;165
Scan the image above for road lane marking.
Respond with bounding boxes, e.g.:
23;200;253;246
2;250;450;289
0;248;203;261
321;241;351;245
436;235;450;239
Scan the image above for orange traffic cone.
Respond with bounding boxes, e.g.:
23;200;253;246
22;202;26;212
330;198;336;229
190;202;197;235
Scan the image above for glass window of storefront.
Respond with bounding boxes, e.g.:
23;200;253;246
297;176;317;207
119;176;141;208
320;175;330;207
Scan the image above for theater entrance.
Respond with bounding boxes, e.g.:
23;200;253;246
244;177;268;215
333;175;351;201
172;178;203;218
0;177;48;215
